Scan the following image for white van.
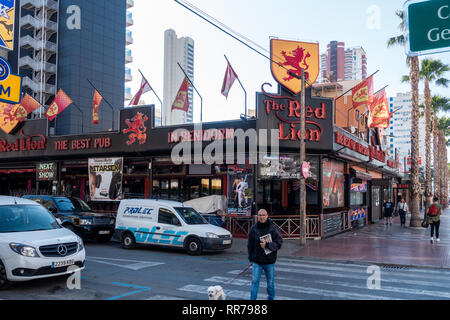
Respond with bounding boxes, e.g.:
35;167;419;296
114;199;232;255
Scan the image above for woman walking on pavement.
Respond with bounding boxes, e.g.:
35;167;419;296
397;198;409;227
427;197;443;243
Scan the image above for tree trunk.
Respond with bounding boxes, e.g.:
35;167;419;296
424;79;432;207
409;56;421;227
433;114;439;198
440;131;446;206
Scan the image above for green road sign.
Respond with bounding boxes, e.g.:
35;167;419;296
405;0;450;56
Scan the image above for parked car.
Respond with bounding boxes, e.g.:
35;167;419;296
0;196;85;290
22;195;115;242
113;199;232;255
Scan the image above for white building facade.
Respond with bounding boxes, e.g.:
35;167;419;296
163;29;194;126
388;92;426;172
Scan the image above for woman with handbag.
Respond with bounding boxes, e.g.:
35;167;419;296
397;198;408;227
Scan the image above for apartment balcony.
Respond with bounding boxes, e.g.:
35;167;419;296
19;56;57;74
125;73;132;82
20;14;58;32
126;32;133;46
21;0;59;12
20;35;57;53
124;92;133;100
126;13;134;27
126;0;134;9
125;49;133;64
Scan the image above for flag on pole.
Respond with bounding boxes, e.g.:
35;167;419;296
129;75;152;106
368;89;390;128
352;75;374;109
44;89;73;121
14;94;41;122
92;90;103;124
221;61;238;99
171;77;191;112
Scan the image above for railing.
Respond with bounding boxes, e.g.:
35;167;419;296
225;215;323;239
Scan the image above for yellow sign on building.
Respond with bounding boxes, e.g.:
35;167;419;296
0;72;21;104
0;0;15;51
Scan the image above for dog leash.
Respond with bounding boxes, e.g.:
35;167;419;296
224;263;252;286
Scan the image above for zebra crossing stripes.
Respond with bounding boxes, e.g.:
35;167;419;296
176;258;450;300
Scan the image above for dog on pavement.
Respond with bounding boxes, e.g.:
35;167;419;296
207;285;227;300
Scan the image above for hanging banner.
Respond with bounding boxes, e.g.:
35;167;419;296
88;157;123;201
227;165;253;216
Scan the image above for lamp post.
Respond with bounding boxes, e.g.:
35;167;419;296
300;68;307;246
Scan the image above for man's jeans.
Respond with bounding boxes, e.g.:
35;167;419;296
250;263;275;300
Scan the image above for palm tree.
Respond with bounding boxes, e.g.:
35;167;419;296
432;97;450;198
388;10;421;227
404;61;450;207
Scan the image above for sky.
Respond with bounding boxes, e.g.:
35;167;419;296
128;0;450;125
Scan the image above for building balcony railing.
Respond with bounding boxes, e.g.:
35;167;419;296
126;0;134;9
125;54;133;64
124;92;133;100
20;35;57;53
125;73;132;82
20;14;58;32
22;76;56;95
19;56;57;74
126;34;133;46
126;15;134;27
21;0;59;12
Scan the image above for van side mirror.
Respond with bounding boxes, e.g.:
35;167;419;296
172;216;181;226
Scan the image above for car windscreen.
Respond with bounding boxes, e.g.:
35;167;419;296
54;198;92;212
174;207;208;225
0;205;61;233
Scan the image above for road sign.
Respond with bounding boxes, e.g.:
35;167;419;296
405;0;450;56
0;56;22;104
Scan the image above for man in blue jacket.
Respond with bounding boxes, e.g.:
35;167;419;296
247;209;283;300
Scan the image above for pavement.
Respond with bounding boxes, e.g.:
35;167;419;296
230;209;450;270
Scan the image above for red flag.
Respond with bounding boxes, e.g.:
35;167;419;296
129;75;152;106
368;89;389;128
352;75;374;109
92;90;103;124
171;77;191;112
14;94;41;122
221;61;238;99
44;89;73;121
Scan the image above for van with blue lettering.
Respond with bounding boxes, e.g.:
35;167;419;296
113;199;232;255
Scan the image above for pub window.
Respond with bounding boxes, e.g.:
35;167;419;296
350;179;367;206
160;179;169;199
211;179;222;195
201;178;210;197
153;179;160;197
170;179;179;200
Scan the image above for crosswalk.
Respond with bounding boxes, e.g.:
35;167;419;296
155;257;450;300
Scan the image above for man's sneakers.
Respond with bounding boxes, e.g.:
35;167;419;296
436;238;440;242
431;237;434;244
430;237;441;243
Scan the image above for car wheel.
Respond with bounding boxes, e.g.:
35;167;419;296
97;235;113;243
0;261;11;290
185;237;202;256
121;232;136;249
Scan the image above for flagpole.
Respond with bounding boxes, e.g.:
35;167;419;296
86;78;116;131
71;102;84;133
335;70;380;102
177;62;203;122
224;54;247;118
138;69;163;125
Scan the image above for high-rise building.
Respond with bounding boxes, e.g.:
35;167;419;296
388;92;426;172
124;6;134;103
7;0;129;135
163;29;194;126
319;41;367;83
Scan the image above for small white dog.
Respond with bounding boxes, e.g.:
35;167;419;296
207;285;227;300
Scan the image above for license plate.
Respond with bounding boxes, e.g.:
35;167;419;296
99;230;110;235
52;260;75;268
223;240;232;245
